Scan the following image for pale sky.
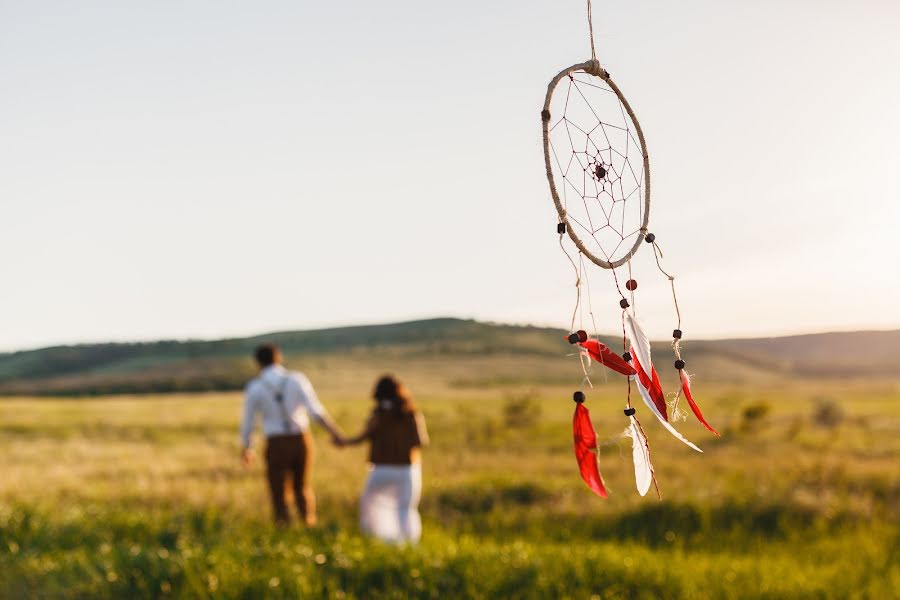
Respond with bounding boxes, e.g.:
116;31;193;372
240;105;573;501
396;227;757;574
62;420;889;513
1;1;898;352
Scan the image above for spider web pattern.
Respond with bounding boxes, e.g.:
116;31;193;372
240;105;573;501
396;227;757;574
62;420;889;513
548;70;646;265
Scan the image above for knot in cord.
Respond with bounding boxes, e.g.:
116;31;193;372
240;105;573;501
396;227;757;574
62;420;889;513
584;59;603;77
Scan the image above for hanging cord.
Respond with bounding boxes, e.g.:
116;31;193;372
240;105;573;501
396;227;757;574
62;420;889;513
559;230;582;333
559;230;594;388
627;259;636;312
580;254;600;342
649;240;682;333
649;237;690;421
579;254;605;385
586;0;597;62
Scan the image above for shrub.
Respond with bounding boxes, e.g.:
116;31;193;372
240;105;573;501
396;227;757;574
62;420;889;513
811;396;845;428
741;400;771;430
502;392;541;429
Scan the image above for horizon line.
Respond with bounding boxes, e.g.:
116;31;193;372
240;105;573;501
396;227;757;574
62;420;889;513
2;315;899;355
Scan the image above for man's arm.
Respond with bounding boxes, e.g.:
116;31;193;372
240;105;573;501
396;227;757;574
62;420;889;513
296;374;343;443
239;385;257;465
341;414;376;446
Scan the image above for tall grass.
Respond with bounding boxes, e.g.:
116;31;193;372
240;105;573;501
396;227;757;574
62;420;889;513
1;378;898;598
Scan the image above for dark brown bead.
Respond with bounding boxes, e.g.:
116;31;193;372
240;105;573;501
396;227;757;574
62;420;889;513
619;298;630;309
557;222;566;234
674;359;685;370
673;329;683;339
573;391;586;403
576;330;588;343
626;279;637;291
645;232;656;243
624;407;636;416
622;352;632;362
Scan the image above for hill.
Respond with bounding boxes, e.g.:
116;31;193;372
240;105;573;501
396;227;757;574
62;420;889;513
1;318;898;396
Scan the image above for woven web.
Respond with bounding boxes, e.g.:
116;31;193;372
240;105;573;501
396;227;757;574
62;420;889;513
548;70;646;265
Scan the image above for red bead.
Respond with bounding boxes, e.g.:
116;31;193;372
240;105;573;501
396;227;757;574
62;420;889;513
626;279;637;291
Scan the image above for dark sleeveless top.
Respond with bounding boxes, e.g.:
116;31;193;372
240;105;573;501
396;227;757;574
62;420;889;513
367;409;422;465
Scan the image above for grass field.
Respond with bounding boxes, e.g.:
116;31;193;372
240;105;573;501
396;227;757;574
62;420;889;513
1;367;898;598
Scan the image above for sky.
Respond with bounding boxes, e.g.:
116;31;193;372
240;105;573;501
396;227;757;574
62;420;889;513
1;0;898;352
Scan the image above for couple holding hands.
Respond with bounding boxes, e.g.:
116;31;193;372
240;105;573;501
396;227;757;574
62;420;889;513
239;344;428;544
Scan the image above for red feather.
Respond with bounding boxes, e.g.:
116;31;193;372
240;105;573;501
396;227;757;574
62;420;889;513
573;403;608;498
680;370;720;436
579;340;636;376
632;354;668;421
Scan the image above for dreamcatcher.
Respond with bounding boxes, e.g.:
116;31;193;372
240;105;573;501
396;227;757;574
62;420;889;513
542;1;718;499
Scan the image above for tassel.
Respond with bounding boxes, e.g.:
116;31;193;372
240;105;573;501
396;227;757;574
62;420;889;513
579;339;636;376
680;370;719;436
631;354;668;420
573;400;609;498
631;369;703;453
624;416;653;496
624;311;654;378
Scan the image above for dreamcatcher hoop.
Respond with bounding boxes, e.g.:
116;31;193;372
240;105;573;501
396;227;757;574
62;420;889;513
541;59;651;269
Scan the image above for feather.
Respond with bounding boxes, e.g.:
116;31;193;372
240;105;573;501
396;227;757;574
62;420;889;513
626;417;653;496
680;370;719;436
631;354;668;421
631;370;703;453
624;311;653;379
573;403;608;498
579;339;636;376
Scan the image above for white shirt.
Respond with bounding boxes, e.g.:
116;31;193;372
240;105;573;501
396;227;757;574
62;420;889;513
240;365;327;448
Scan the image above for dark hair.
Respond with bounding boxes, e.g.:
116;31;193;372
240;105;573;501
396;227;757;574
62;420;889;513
373;375;415;414
254;343;280;368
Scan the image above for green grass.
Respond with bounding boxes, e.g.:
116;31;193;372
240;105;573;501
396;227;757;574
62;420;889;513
1;376;899;598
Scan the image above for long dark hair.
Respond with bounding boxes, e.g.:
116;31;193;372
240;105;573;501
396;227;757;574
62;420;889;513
373;375;415;415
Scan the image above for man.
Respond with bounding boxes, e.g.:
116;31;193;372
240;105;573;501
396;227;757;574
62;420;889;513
240;343;342;526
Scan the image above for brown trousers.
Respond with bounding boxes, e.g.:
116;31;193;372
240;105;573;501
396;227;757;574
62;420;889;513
264;432;315;526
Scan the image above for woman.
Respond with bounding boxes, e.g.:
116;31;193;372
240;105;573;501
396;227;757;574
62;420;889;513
339;375;429;544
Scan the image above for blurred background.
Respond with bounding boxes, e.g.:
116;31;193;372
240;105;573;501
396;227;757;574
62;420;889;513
1;1;898;598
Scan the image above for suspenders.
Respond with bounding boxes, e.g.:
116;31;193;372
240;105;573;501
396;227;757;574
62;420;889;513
261;374;293;434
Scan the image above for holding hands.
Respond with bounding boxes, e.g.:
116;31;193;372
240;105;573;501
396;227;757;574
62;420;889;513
240;447;254;468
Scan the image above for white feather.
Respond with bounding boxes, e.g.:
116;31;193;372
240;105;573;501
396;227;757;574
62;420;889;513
632;374;703;453
625;311;653;377
626;417;653;496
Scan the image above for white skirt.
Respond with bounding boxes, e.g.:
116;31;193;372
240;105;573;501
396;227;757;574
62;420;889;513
359;463;422;544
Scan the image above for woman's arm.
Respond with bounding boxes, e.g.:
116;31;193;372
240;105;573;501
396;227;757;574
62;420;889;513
414;412;429;447
340;415;376;446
